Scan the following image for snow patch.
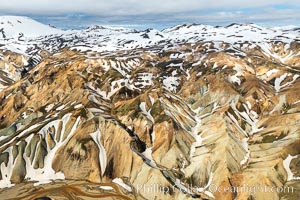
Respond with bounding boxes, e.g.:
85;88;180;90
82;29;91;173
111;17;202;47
112;178;132;192
139;102;154;123
90;129;107;176
283;154;300;181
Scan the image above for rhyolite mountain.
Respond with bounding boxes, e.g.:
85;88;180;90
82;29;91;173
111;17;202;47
0;16;300;200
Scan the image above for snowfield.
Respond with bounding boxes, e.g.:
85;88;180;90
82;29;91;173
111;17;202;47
0;16;299;57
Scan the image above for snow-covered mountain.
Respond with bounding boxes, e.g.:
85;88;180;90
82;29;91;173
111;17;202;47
0;16;300;200
0;16;63;40
0;16;299;55
1;16;299;91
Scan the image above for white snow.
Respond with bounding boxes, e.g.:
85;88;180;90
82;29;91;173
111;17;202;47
56;104;65;111
23;114;80;186
189;109;203;158
87;77;139;101
88;108;104;113
149;95;155;105
139;102;154;123
283;154;300;181
140;147;158;168
259;43;287;63
227;112;248;137
134;72;154;88
274;73;299;93
90;129;107;176
0;147;16;188
21;111;28;119
230;102;263;136
240;138;250;166
0;16;63;39
274;73;288;92
192;60;202;67
0;114;81;188
112;178;132;192
293;99;300;105
212;62;218;69
45;104;55;112
99;186;114;190
21;55;28;66
74;104;83;109
229;65;244;85
0;17;299;59
196;71;203;77
195;172;214;197
162;76;180;93
246;101;252;109
266;69;279;77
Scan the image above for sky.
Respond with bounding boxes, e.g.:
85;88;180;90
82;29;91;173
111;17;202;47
0;0;300;30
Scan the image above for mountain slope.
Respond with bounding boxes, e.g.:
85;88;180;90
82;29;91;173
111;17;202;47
0;18;299;200
0;16;63;40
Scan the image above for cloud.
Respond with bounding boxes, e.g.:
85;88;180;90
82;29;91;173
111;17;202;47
171;8;300;23
0;0;299;29
0;0;299;16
